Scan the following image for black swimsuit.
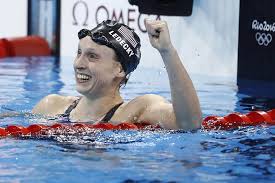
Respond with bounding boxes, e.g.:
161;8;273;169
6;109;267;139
59;97;123;123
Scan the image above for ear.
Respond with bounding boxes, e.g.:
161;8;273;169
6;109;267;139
113;62;126;78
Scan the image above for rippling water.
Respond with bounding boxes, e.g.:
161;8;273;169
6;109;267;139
0;57;274;183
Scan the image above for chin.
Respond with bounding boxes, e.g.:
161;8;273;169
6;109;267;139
75;83;91;96
76;82;101;97
76;86;87;95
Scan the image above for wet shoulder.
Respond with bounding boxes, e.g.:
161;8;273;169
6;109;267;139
113;94;168;122
32;94;79;116
128;94;167;106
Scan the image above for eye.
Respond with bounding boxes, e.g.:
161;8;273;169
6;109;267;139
87;53;99;60
76;49;82;57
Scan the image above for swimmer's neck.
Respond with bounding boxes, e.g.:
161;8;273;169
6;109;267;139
75;92;123;117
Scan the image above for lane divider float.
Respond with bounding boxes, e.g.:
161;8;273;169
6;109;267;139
1;110;275;137
0;36;51;58
202;109;275;130
0;122;156;137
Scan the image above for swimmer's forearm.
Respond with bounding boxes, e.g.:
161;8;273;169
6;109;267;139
160;47;202;129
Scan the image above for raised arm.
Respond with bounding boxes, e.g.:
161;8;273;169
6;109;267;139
144;19;202;130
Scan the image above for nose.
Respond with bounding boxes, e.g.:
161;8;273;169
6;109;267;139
74;55;86;70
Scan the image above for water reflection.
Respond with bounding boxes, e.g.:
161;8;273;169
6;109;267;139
236;79;275;112
0;56;64;112
0;57;275;182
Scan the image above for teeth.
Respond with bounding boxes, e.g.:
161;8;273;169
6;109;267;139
77;74;90;80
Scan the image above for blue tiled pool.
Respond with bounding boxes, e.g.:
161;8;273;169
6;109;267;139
0;57;274;183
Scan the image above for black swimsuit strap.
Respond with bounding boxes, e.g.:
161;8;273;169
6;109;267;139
101;102;123;122
61;97;81;118
61;98;123;123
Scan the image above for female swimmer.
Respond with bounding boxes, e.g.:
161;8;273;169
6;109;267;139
32;19;202;130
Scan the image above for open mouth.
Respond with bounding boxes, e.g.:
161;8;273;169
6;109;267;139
76;73;91;82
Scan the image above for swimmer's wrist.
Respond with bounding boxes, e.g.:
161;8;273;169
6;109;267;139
159;45;176;57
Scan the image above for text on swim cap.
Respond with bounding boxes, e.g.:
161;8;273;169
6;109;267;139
109;31;134;57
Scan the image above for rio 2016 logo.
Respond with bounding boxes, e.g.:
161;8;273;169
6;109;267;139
255;32;272;46
72;0;161;33
252;19;274;46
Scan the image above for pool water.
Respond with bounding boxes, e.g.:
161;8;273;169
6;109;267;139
0;57;274;183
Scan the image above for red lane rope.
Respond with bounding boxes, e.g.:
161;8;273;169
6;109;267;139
202;109;275;130
0;36;51;58
1;110;275;137
0;122;156;137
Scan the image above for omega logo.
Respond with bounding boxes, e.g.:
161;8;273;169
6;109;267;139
72;0;89;26
72;0;161;33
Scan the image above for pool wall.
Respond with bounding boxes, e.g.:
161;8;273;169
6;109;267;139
2;1;275;82
0;0;27;37
0;0;240;81
60;0;240;80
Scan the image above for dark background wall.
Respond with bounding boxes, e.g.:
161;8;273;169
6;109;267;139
238;0;275;81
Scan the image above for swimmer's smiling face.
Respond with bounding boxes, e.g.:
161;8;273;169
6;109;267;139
74;36;125;97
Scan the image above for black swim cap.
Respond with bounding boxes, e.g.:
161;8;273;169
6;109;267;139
78;20;141;75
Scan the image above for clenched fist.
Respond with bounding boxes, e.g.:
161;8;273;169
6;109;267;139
144;19;174;53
